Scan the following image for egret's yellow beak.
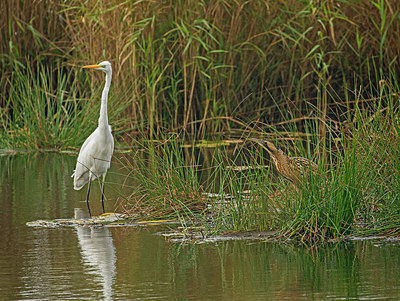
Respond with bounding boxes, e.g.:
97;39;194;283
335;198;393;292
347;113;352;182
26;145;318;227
83;64;101;69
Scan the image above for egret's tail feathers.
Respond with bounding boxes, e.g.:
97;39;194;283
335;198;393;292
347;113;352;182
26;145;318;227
73;170;98;190
71;170;84;189
73;184;84;190
73;175;89;190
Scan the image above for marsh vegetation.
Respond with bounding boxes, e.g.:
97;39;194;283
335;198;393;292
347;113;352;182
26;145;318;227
1;0;400;243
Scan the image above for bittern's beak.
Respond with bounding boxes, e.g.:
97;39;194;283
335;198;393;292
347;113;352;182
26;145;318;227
248;137;267;149
82;64;101;69
248;138;276;154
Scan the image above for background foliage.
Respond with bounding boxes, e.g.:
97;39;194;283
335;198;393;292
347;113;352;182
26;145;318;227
1;0;399;148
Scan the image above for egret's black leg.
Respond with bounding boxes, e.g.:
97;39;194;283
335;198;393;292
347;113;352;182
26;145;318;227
101;174;106;214
85;174;92;218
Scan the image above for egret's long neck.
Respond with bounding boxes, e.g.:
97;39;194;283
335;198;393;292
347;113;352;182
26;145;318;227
99;70;112;128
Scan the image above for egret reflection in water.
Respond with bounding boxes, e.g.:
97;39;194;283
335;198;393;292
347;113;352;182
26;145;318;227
76;226;116;301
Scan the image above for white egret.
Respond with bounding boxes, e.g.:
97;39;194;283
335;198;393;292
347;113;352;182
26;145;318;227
72;61;114;218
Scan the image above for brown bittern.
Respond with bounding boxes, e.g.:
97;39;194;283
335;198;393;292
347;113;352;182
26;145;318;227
249;138;318;185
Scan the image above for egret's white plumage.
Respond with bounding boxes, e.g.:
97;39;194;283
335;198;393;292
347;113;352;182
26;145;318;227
72;61;114;217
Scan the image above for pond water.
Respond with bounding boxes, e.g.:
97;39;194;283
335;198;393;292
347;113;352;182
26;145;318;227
1;153;400;300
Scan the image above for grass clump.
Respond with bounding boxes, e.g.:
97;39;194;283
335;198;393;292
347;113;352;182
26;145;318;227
283;143;364;243
118;85;400;244
118;136;207;222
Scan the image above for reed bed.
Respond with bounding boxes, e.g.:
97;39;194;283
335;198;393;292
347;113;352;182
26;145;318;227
1;0;400;242
2;0;400;144
119;97;400;243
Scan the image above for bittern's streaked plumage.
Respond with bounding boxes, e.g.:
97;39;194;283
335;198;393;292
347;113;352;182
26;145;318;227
250;138;318;185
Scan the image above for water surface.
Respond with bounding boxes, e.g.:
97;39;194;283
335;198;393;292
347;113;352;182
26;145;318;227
1;154;400;300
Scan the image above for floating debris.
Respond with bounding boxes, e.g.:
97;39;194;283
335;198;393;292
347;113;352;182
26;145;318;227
26;212;129;228
202;192;235;200
26;209;180;228
226;165;268;171
135;219;179;226
158;228;278;244
181;139;243;148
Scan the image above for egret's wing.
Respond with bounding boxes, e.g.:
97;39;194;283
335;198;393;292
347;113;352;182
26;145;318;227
72;130;98;190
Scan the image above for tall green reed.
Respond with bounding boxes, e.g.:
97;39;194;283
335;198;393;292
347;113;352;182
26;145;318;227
119;135;207;222
1;61;88;149
2;0;400;142
0;60;129;150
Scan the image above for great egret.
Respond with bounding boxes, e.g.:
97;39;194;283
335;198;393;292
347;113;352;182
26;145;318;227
72;61;114;218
